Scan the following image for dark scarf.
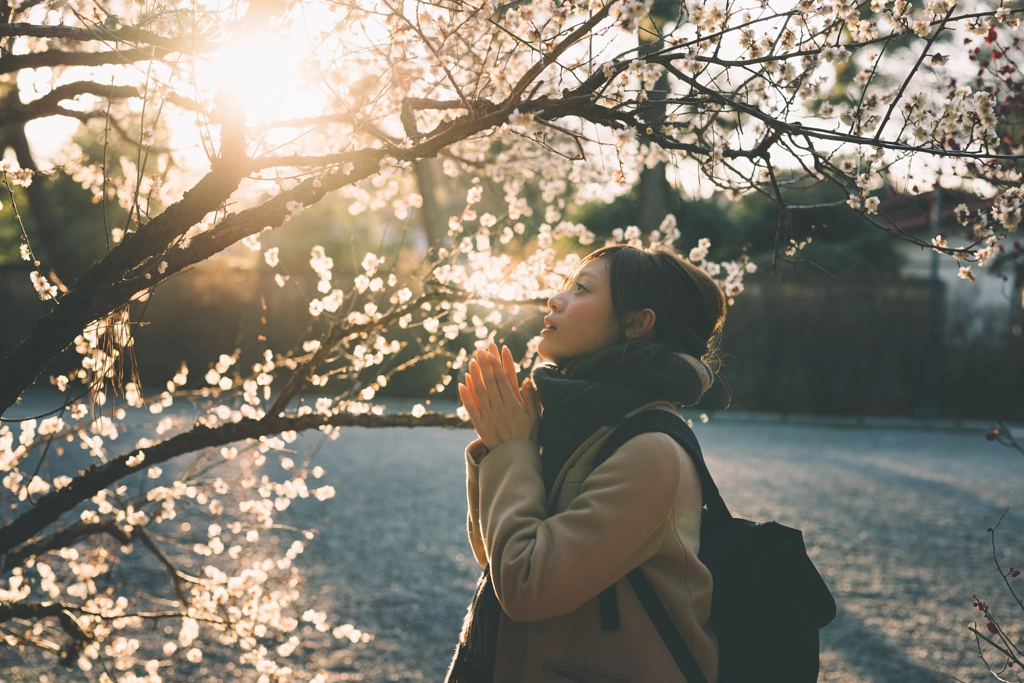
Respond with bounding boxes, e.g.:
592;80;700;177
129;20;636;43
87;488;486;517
445;341;713;683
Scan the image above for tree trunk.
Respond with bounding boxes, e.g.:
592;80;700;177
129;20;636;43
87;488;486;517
637;21;673;233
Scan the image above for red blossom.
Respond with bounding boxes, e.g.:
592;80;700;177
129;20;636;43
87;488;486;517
986;622;999;634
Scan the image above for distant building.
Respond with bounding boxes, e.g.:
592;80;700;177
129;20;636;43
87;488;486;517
880;189;1023;342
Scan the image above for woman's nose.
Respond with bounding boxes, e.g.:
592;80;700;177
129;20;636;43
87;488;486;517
547;291;564;312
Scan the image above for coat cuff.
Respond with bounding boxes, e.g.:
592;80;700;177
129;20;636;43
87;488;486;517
477;438;541;477
466;437;489;465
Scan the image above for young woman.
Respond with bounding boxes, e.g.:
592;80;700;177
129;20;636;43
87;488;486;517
451;243;726;683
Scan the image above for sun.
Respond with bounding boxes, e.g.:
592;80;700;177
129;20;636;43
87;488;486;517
203;31;323;127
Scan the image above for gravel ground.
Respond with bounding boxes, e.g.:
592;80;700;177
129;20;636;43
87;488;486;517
3;414;1024;682
274;418;1024;683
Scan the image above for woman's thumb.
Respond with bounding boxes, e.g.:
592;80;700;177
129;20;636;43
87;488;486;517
524;378;540;414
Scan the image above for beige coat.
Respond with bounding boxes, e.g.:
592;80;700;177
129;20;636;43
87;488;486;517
465;400;718;683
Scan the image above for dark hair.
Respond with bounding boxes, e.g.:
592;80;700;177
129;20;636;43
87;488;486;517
557;244;729;400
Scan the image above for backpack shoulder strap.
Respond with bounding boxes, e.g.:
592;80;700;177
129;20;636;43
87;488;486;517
591;409;730;519
590;409;721;683
627;567;710;683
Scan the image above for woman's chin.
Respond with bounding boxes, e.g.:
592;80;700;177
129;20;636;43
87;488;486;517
535;339;558;364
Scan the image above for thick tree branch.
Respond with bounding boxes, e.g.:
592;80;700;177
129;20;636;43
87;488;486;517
0;91;497;420
0;46;172;74
0;410;470;556
249;112;354;131
0;601;86;636
0;82;190;128
0;23;185;50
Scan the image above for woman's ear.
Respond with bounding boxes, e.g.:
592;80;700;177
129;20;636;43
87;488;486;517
625;308;656;339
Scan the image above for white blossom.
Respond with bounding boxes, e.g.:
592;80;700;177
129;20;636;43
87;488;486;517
30;271;58;300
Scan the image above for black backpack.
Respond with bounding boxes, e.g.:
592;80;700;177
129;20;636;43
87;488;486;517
588;410;836;683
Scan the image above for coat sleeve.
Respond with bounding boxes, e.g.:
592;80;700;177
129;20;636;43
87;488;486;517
465;438;489;568
472;432;684;622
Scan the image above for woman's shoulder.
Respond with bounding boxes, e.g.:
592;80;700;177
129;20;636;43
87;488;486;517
605;425;702;489
598;430;687;478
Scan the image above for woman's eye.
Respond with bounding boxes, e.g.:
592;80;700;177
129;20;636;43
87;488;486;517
575;283;586;291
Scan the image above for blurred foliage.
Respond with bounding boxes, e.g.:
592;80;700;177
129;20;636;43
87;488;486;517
1;118;143;272
0;171;115;270
570;181;905;279
0;191;19;265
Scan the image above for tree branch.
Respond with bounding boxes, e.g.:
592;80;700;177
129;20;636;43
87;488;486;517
657;57;1024;160
0;23;186;51
0;409;469;555
0;82;149;128
132;527;194;606
873;7;955;142
1;520;129;571
502;1;612;108
0;46;173;74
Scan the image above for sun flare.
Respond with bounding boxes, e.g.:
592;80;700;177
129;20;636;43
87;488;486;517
202;32;323;126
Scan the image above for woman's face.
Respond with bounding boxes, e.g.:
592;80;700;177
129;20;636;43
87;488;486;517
537;258;621;365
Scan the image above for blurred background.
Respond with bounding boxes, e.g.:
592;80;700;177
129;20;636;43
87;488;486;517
2;147;1022;420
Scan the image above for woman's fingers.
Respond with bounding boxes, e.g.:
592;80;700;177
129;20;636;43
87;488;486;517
466;345;539;447
485;341;524;407
483;350;517;408
500;345;524;407
469;357;491;410
458;383;482;427
458;382;475;417
476;351;504;410
486;341;518;404
460;382;495;448
464;369;481;410
523;378;541;441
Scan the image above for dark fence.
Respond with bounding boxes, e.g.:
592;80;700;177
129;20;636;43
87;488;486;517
2;266;1021;418
709;277;1022;418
